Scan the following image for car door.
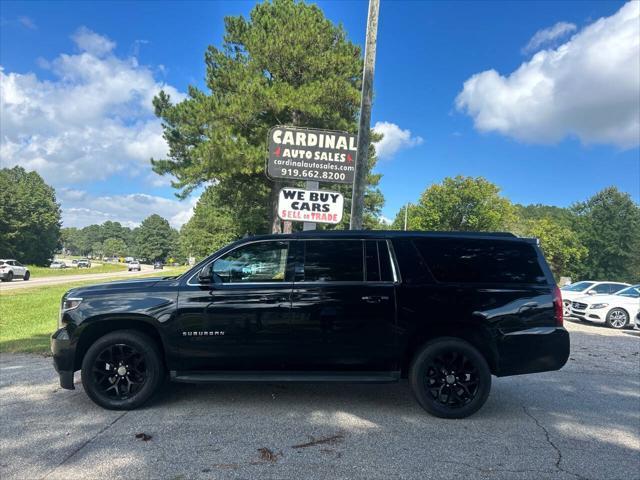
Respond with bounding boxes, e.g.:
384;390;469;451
175;240;294;371
288;238;398;372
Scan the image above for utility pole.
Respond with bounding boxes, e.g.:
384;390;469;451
350;0;380;230
403;203;409;231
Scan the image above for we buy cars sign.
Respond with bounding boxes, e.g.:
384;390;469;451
277;187;344;224
267;126;357;184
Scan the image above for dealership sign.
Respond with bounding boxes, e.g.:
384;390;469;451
267;126;357;184
277;187;344;224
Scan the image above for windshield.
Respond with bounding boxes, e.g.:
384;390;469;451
616;285;640;298
561;281;595;292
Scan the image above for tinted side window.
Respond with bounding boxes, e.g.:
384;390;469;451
303;240;363;282
607;283;626;293
212;241;289;283
591;284;611;294
391;239;432;285
364;240;393;282
365;240;380;281
413;238;547;284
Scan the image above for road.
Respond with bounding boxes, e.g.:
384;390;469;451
0;319;638;480
0;264;157;291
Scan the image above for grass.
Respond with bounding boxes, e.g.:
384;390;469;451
0;267;187;354
26;263;128;278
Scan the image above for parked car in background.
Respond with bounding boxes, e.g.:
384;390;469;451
0;259;30;282
128;260;141;272
125;257;134;263
635;311;640;330
77;259;91;268
72;259;78;265
571;285;640;329
50;260;67;269
52;231;569;417
560;281;630;317
153;261;163;270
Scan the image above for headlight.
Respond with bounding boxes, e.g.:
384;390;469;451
59;297;82;328
590;303;608;309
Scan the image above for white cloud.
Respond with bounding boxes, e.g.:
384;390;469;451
0;27;185;185
372;121;423;159
58;189;198;229
522;21;576;54
456;1;640;149
71;26;116;56
18;16;37;30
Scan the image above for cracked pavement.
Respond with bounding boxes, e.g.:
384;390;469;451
1;319;639;480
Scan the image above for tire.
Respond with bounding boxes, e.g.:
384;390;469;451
6;271;13;282
81;330;164;410
409;337;491;419
23;271;30;281
605;308;629;329
563;301;572;318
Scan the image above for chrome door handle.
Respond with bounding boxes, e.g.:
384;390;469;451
361;295;389;303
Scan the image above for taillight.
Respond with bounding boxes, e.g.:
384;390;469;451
553;285;563;327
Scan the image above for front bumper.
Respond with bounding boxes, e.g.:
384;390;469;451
570;307;605;323
495;326;570;377
51;328;76;389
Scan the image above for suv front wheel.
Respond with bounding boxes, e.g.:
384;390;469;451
81;330;164;410
409;337;491;419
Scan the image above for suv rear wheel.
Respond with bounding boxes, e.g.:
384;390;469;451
409;337;491;419
81;330;164;410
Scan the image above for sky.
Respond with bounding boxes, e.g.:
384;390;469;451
1;0;639;228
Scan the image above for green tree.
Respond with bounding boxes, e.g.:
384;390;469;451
520;218;587;279
0;166;61;265
399;176;516;231
133;214;178;262
572;187;640;282
152;0;383;233
179;187;240;261
60;227;82;255
102;237;128;258
91;242;104;258
80;225;103;255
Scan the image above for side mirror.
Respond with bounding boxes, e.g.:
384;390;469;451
586;290;596;295
198;266;212;283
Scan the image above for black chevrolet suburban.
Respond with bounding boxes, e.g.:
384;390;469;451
51;231;569;418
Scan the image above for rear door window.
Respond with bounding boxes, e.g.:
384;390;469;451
591;284;613;294
413;238;547;285
365;240;394;282
302;240;363;282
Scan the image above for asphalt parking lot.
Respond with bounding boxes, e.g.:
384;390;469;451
1;319;638;480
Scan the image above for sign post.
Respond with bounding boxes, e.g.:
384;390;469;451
303;180;319;230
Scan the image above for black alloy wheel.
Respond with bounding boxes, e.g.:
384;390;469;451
424;350;480;408
23;271;30;281
409;337;491;419
7;271;13;282
92;344;147;400
81;330;163;410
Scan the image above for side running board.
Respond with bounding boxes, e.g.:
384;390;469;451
170;370;401;384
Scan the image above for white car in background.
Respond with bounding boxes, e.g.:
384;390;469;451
50;260;67;269
0;259;30;282
560;281;629;317
571;285;640;329
128;260;141;272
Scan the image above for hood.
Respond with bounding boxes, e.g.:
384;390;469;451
65;277;165;297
